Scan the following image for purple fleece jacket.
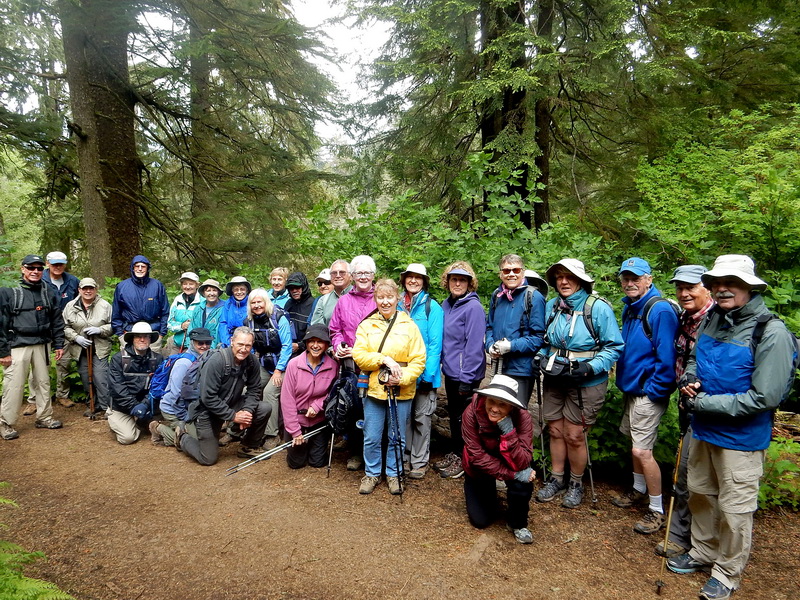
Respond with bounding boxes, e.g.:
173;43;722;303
441;291;486;383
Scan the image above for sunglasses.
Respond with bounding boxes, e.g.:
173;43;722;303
317;280;332;287
24;265;45;272
501;267;522;275
195;341;212;346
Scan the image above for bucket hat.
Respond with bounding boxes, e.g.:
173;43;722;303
225;276;252;297
189;327;213;342
701;255;767;291
199;278;223;295
474;374;525;410
546;259;594;293
123;322;159;344
303;323;331;344
669;265;707;285
523;270;549;297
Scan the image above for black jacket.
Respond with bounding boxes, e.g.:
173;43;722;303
196;348;262;421
108;345;163;414
0;278;65;358
283;272;314;355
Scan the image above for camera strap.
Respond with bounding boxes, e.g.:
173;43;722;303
377;312;398;354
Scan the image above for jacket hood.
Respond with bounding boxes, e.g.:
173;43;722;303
130;255;151;284
286;271;312;302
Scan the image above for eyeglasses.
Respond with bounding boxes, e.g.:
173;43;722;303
317;280;332;286
501;267;522;275
195;341;212;346
354;271;373;278
330;270;347;276
24;265;45;272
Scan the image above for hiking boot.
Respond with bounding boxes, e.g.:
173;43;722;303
634;510;666;534
611;488;648;508
174;422;186;452
699;577;732;600
0;422;19;440
506;525;533;544
56;397;75;408
439;456;464;479
561;481;584;509
262;435;280;451
433;452;458;472
359;475;380;495
346;455;364;471
22;404;36;416
407;465;427;480
35;418;62;430
387;476;402;495
536;477;566;503
655;539;689;558
237;445;265;459
149;420;163;444
667;553;711;575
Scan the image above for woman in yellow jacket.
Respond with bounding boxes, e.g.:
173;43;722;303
353;279;426;495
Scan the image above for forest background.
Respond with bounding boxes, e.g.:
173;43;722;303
1;1;800;475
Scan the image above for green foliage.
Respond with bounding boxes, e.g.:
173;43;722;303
758;438;800;511
0;484;75;600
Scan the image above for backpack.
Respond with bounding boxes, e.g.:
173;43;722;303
489;285;537;335
180;348;232;405
148;352;196;401
544;294;613;349
10;285;52;315
324;369;361;435
750;313;800;404
250;307;291;369
624;296;680;341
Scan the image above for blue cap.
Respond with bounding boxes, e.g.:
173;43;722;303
669;265;707;285
619;257;651;276
446;267;473;278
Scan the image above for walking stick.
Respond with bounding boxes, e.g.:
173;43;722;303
535;374;547;481
576;385;597;504
226;424;328;476
386;385;404;500
326;431;335;478
86;340;96;420
655;406;690;595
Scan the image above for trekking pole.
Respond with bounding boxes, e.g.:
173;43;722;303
535;374;547;481
326;431;335;478
655;405;690;595
386;384;404;500
576;385;597;504
225;424;328;476
86;340;96;419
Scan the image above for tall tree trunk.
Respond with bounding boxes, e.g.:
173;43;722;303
59;0;141;283
189;18;213;228
533;0;554;230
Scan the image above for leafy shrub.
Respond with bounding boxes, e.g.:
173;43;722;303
758;438;800;511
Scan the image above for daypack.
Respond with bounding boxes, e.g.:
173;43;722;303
10;285;51;315
180;348;232;405
324;369;360;435
624;296;680;341
489;285;537;335
544;294;614;349
750;313;800;404
148;352;196;401
250;306;291;370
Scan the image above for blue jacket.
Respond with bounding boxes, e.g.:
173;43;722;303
616;285;679;402
401;290;444;388
43;270;80;311
111;255;170;336
485;285;545;377
188;299;227;348
270;288;289;309
538;289;624;386
687;295;797;451
441;292;486;384
218;295;249;347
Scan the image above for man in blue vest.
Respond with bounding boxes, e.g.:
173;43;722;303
668;255;796;600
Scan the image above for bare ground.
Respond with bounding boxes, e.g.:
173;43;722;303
2;405;799;600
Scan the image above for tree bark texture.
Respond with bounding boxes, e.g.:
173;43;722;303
59;0;141;282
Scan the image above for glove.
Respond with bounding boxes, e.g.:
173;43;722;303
497;416;514;434
417;380;433;394
679;373;700;389
131;402;152;421
75;336;93;349
492;339;512;355
458;382;473;396
679;395;696;413
84;326;102;336
514;467;533;483
569;361;593;379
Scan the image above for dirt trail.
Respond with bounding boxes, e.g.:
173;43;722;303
2;406;798;600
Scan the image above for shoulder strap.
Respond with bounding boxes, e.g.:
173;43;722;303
640;297;679;340
377;312;399;354
583;295;598;343
12;287;24;315
425;295;431;319
750;313;777;355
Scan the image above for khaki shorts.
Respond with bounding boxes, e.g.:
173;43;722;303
619;394;667;450
542;381;608;426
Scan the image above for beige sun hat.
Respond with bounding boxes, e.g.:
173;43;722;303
199;278;223;295
123;322;159;344
546;259;594;293
701;255;767;291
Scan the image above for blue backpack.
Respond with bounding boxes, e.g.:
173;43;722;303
148;352;195;401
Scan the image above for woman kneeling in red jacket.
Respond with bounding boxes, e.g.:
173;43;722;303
462;374;535;544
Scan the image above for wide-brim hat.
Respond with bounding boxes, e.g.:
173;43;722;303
189;327;213;342
401;263;429;282
199;278;223;295
701;255;767;291
546;259;594;293
303;323;331;344
524;269;549;297
225;276;251;297
474;374;525;410
123;322;159;344
179;271;200;283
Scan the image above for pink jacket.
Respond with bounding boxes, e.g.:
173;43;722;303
328;287;376;349
280;353;339;438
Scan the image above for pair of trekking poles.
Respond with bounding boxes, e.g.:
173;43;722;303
226;424;328;476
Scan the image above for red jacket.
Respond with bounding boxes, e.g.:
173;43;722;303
462;395;533;480
280;353;339;438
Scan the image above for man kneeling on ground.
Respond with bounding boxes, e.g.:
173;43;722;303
178;326;270;465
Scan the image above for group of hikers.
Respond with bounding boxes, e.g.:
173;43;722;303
1;250;796;600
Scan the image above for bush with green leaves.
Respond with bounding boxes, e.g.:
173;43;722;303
758;438;800;511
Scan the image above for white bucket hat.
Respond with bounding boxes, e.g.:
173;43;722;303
474;374;525;410
123;322;159;344
546;259;594;293
179;271;200;283
401;263;429;280
701;255;767;291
